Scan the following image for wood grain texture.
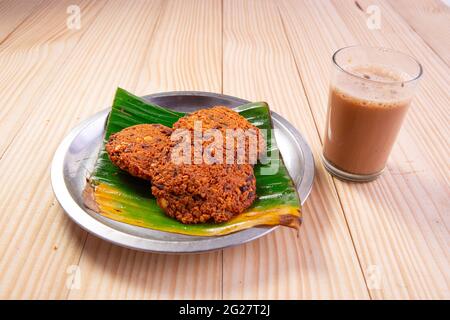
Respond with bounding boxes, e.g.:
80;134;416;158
0;0;107;156
222;0;369;299
0;0;165;299
387;0;450;65
68;0;223;299
0;0;448;299
331;0;450;299
0;0;43;41
0;0;109;299
278;0;449;299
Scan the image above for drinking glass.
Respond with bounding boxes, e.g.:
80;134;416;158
322;46;422;182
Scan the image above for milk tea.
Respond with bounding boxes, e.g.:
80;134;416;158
323;65;412;175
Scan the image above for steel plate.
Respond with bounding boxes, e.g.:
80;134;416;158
51;92;314;253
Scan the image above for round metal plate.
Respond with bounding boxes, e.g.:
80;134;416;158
51;92;314;253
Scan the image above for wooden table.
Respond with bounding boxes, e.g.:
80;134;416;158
0;0;448;300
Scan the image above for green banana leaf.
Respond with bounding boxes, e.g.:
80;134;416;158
84;87;301;236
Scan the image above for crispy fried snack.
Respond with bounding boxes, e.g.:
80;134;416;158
106;107;263;224
105;124;172;180
151;163;256;224
173;106;265;164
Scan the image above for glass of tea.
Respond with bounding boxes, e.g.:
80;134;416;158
322;46;422;182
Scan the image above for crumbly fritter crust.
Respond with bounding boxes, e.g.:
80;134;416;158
105;124;172;180
172;106;265;164
151;163;256;224
173;106;256;132
105;108;262;225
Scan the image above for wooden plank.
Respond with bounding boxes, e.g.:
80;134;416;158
68;0;223;299
1;0;446;300
0;0;167;299
0;0;43;41
330;0;449;182
222;0;370;299
134;0;222;94
279;0;449;299
0;0;108;299
387;0;450;65
331;0;450;299
0;0;108;157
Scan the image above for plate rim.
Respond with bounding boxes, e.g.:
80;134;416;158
51;91;314;253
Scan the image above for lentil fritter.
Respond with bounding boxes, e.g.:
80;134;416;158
105;107;263;224
173;106;265;164
105;124;172;180
151;163;256;224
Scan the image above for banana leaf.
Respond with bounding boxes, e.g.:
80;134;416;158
84;87;301;236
